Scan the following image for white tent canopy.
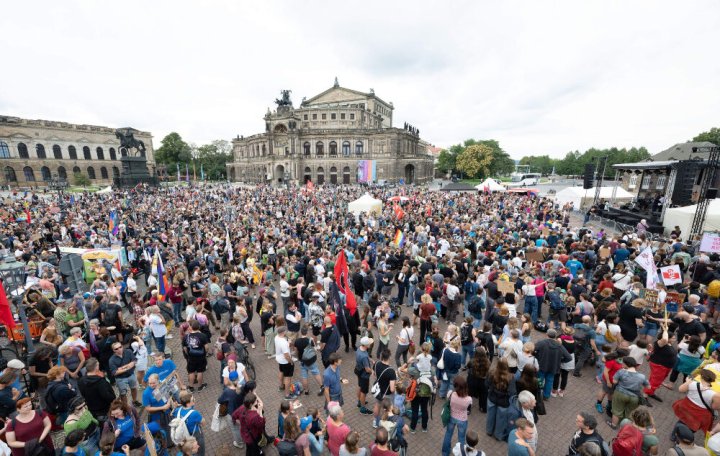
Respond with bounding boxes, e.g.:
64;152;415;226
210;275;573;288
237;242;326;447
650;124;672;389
96;186;113;194
348;193;382;217
475;178;505;192
553;186;634;210
663;198;720;236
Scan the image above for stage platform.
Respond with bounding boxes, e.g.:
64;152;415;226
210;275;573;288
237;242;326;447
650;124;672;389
598;207;665;234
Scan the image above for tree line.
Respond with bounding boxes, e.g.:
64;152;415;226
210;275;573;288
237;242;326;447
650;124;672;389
438;127;719;180
155;132;233;181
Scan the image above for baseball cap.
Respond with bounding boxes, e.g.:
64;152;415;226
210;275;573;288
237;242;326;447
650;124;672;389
300;416;313;431
229;371;239;382
360;336;374;347
673;423;695;443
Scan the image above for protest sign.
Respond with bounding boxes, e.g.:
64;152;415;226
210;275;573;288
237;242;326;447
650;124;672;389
599;247;611;259
700;232;720;253
526;250;544;263
497;280;515;295
664;291;686;313
660;265;683;286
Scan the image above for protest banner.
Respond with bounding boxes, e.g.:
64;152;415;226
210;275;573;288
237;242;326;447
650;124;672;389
700;232;720;253
660;265;683;286
665;291;686;313
497;280;515;296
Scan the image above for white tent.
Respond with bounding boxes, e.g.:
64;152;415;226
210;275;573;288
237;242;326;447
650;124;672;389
663;198;720;236
348;193;382;217
97;186;113;194
553;186;634;210
475;178;506;192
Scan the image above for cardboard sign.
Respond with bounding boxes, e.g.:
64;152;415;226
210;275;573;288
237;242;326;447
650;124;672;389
599;247;611;259
700;232;720;253
665;291;686;313
641;289;658;306
541;226;550;236
497;280;515;296
660;265;683;286
526;250;544;263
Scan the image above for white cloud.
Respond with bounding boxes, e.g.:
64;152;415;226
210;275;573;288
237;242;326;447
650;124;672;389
1;0;718;158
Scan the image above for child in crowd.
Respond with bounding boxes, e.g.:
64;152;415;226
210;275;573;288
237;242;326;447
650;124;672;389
277;400;293;439
628;340;650;366
131;338;148;388
307;407;324;436
595;344;613;384
393;383;407;417
452;430;484;456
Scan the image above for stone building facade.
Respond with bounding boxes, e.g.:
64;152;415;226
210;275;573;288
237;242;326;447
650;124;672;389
0;116;155;187
227;81;434;185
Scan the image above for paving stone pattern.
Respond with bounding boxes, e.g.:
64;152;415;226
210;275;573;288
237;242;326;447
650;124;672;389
150;297;690;456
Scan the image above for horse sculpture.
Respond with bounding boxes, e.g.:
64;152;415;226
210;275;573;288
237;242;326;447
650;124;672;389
115;128;146;156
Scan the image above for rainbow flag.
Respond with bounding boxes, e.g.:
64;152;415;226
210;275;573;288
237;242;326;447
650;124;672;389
108;211;119;236
393;229;405;248
152;248;169;301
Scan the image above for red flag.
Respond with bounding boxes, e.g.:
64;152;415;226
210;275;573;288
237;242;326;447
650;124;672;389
393;203;405;220
306;180;315;192
25;208;31;224
0;281;16;329
334;250;357;316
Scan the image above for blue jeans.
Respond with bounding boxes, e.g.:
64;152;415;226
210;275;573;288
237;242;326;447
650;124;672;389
486;399;509;441
442;417;468;456
539;370;555;399
524;296;539;323
461;344;475;367
172;302;182;325
438;372;457;398
154;335;166;353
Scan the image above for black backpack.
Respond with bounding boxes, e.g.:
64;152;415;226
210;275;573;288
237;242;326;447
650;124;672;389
461;324;473;346
574;325;592;351
277;439;297;456
104;304;121;327
44;382;63;414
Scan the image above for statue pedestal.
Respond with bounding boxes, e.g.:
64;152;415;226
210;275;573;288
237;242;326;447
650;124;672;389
114;156;158;187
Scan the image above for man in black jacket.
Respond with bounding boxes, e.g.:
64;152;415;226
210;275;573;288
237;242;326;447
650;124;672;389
78;358;116;424
534;329;571;400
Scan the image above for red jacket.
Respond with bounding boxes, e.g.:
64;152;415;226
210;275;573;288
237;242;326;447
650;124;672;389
237;406;266;444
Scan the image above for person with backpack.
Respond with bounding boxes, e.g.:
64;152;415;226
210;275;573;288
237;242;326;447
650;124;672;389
572;315;600;378
568;412;608;456
459;317;476;369
294;325;325;396
379;398;408;456
369;426;397;456
170;391;205;456
182;320;210;392
354;336;374;415
669;422;711;456
607;357;649;430
44;365;77;425
4;397;55;456
441;376;472;456
616;406;658;456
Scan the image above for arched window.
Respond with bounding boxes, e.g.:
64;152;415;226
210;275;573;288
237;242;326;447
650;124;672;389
329;141;337;156
83;146;91;160
109;147;117;160
41;166;51;181
330;166;338;185
112;166;120;178
304;166;312;184
57;166;67;179
52;144;62;159
342;166;351;184
342;141;351;156
355;141;363;156
317;166;325;185
5;167;17;182
261;144;266;156
100;167;108;179
303;142;310;156
121;147;127;157
315;141;324;157
17;143;29;159
0;142;10;158
73;166;81;175
68;145;77;160
96;147;105;160
35;144;46;159
23;166;35;182
87;166;96;180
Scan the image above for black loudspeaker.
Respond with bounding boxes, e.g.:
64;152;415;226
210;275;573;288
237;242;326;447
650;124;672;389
59;254;87;296
672;161;702;206
583;164;595;189
707;188;719;199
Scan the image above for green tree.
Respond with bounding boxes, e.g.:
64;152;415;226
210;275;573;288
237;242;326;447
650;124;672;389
155;132;193;168
437;149;456;175
519;155;556;175
692;127;720;146
73;172;90;187
196;140;233;180
456;144;494;179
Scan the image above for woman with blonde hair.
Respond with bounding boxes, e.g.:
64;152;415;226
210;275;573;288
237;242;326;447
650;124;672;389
178;436;201;456
45;365;76;424
39;318;63;347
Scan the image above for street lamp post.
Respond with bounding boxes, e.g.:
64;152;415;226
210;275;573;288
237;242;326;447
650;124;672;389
0;256;35;355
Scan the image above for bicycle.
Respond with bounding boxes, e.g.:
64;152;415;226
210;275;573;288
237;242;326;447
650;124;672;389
233;341;256;381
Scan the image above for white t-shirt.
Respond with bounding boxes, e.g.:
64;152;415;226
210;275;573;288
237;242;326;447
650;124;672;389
222;364;247;383
275;336;291;364
398;327;414;346
149;314;167;338
628;344;649;365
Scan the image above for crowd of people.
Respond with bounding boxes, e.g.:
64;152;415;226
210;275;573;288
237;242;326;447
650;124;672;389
0;181;717;456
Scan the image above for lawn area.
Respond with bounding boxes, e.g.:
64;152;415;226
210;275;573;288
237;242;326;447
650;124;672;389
68;185;102;193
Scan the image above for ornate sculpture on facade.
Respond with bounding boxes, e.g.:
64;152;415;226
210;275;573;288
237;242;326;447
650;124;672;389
115;128;146;156
275;90;292;107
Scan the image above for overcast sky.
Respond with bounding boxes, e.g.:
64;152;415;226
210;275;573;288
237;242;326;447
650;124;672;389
2;1;719;159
